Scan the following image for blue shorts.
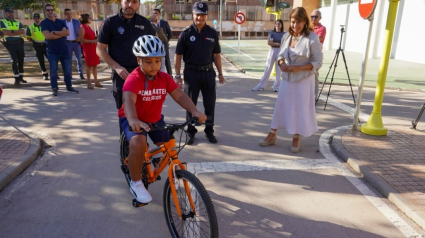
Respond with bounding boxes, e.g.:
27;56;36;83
119;115;170;144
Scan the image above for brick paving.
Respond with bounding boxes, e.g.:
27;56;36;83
341;126;425;212
0;129;30;173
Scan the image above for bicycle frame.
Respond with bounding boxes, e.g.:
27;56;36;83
143;136;197;219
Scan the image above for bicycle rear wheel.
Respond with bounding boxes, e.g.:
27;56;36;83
119;132;129;165
163;170;218;238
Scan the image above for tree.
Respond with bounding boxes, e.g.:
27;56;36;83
0;0;57;10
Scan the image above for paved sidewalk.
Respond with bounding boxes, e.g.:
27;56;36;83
331;125;425;228
0;118;41;191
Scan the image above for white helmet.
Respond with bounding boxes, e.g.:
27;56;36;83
133;35;165;58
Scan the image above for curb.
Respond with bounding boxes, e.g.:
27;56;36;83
331;128;425;229
0;136;41;192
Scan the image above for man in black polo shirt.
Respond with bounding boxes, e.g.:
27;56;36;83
175;2;225;145
97;0;156;111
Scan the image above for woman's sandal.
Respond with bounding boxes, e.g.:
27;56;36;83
259;129;277;147
291;134;301;153
87;84;94;90
94;83;103;88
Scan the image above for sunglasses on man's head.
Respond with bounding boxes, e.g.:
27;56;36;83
46;9;54;12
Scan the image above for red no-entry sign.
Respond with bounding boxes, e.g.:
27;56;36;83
234;12;246;24
359;0;378;19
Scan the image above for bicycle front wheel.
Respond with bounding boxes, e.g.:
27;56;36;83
163;170;218;238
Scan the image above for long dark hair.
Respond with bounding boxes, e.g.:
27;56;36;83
288;7;313;37
273;19;284;32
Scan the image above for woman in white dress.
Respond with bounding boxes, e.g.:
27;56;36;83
252;20;286;92
259;7;323;153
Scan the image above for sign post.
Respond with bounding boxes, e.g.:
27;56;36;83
353;0;378;131
234;12;246;61
353;0;378;130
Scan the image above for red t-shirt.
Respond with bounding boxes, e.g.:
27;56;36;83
117;68;179;123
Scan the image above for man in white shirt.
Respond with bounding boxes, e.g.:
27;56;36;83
63;8;84;79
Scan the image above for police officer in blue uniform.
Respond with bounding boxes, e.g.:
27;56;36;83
175;2;225;145
1;7;26;86
97;0;156;110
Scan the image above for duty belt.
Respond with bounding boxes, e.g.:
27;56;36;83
185;63;213;71
5;38;24;45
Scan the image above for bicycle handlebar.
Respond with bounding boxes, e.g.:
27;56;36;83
128;117;212;132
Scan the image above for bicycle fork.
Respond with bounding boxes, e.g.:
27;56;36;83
168;161;197;219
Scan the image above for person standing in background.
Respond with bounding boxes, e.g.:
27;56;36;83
27;13;49;81
153;8;173;76
252;20;286;92
97;0;156;133
311;9;326;98
78;14;101;90
41;4;79;96
259;7;323;153
1;7;26;86
174;2;225;145
150;14;168;73
64;8;85;80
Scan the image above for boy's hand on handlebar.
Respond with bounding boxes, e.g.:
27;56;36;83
128;119;150;133
192;111;207;123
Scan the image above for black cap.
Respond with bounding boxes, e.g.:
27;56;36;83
33;13;40;18
193;2;208;15
5;7;13;13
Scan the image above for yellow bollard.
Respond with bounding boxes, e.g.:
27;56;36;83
271;64;276;77
361;0;400;136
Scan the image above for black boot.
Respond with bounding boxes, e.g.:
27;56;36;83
43;73;49;80
14;77;20;87
19;76;27;83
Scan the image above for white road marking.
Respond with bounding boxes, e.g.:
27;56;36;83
222;42;256;60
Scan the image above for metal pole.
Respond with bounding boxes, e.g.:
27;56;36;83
342;1;352;50
353;17;374;130
238;24;240;61
219;0;222;39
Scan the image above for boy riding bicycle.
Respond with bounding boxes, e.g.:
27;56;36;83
119;35;206;204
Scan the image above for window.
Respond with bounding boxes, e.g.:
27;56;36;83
176;0;184;4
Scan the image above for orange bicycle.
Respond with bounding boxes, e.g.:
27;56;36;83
119;118;219;238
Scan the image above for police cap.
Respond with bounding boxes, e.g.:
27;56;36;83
33;13;40;18
5;7;13;13
193;2;208;15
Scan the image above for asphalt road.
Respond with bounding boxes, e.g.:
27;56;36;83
0;51;425;237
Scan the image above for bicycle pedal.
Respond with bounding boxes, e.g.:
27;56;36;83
132;199;148;208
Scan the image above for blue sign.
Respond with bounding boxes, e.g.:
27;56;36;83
213;20;217;26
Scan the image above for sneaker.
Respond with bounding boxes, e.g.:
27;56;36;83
52;89;58;96
273;88;279;92
43;73;49;80
80;74;85;80
130;180;152;203
67;87;79;94
252;87;264;91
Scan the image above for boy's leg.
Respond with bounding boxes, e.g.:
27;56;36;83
120;117;152;203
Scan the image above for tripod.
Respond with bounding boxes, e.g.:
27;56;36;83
316;25;356;110
412;103;425;129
